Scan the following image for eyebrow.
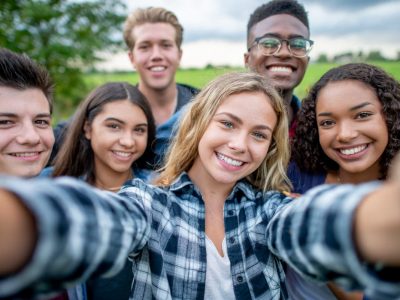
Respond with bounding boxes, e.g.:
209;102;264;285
104;117;148;126
215;112;273;132
317;102;373;117
257;33;306;40
0;113;51;118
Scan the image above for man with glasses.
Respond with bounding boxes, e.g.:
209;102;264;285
244;0;312;138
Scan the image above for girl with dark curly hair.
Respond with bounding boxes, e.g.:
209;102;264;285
287;63;400;300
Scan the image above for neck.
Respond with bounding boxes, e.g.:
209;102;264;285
328;167;381;185
187;162;234;204
280;89;294;124
138;82;178;125
93;167;133;192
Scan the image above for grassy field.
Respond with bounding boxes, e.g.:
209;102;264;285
85;61;400;101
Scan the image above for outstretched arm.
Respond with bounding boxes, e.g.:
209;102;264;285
0;189;36;274
0;176;149;298
355;153;400;265
266;153;400;299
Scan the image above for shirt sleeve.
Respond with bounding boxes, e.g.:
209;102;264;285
266;182;400;299
0;175;149;299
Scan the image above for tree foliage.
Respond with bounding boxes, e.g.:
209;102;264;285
0;0;127;119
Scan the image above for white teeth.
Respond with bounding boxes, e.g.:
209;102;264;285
340;145;367;155
216;153;243;167
269;66;292;73
113;151;131;157
11;152;39;157
150;66;165;72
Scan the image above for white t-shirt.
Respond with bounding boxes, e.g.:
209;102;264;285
204;236;236;300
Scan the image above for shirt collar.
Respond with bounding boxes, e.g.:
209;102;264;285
169;172;258;202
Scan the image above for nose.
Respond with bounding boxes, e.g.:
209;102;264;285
273;40;291;58
15;122;40;145
119;131;135;148
336;121;357;142
150;45;162;60
227;132;247;153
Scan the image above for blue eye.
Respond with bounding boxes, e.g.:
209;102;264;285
221;120;233;128
253;131;267;140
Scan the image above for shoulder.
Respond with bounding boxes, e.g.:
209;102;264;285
177;83;199;96
39;166;54;177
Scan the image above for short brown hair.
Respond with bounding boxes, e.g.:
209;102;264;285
123;7;184;50
0;48;53;113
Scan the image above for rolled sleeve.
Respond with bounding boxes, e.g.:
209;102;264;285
267;182;400;299
0;176;149;298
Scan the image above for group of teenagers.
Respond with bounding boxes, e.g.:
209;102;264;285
1;0;400;299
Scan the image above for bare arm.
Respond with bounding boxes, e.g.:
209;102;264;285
355;153;400;265
0;189;37;274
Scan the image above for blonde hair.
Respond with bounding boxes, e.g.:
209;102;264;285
156;72;291;192
123;7;184;50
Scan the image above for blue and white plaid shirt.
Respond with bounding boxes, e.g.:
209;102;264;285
0;173;399;299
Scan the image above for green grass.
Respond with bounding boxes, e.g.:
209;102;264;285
83;61;400;104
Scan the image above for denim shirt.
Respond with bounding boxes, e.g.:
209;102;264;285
0;174;398;300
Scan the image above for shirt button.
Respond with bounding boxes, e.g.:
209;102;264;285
228;210;234;216
229;237;235;244
236;275;244;283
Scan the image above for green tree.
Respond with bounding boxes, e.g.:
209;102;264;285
365;50;387;62
316;53;329;63
0;0;126;119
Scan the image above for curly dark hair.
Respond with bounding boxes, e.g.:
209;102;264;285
292;63;400;179
247;0;309;37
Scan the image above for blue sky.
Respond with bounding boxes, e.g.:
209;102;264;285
99;0;400;69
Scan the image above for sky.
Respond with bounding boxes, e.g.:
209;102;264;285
97;0;400;70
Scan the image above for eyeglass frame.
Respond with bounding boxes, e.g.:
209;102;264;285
248;35;314;58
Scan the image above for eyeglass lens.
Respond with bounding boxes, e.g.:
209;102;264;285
258;37;312;57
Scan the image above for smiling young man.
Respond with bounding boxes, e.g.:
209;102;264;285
0;48;54;177
123;7;198;165
244;0;312;137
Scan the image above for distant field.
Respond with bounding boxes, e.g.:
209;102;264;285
84;61;400;101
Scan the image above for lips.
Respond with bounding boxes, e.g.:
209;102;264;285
268;66;293;74
7;151;42;161
216;152;244;167
149;66;166;72
336;144;368;159
111;150;134;161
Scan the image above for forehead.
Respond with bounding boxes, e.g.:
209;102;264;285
249;14;309;42
0;86;50;113
132;22;177;43
95;100;147;121
316;80;380;110
216;91;277;126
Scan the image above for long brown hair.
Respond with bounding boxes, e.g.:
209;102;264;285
52;82;155;184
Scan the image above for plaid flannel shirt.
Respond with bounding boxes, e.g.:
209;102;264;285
1;173;399;299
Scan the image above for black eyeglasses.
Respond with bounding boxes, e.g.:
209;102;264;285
248;36;314;58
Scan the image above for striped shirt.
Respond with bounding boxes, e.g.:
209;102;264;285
0;173;399;299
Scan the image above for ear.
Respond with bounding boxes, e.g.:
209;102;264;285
83;121;92;140
244;52;250;68
128;51;136;69
178;48;183;62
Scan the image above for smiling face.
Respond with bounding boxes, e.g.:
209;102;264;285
0;87;54;177
84;100;148;180
316;80;388;181
188;91;277;192
128;22;182;92
245;14;309;95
